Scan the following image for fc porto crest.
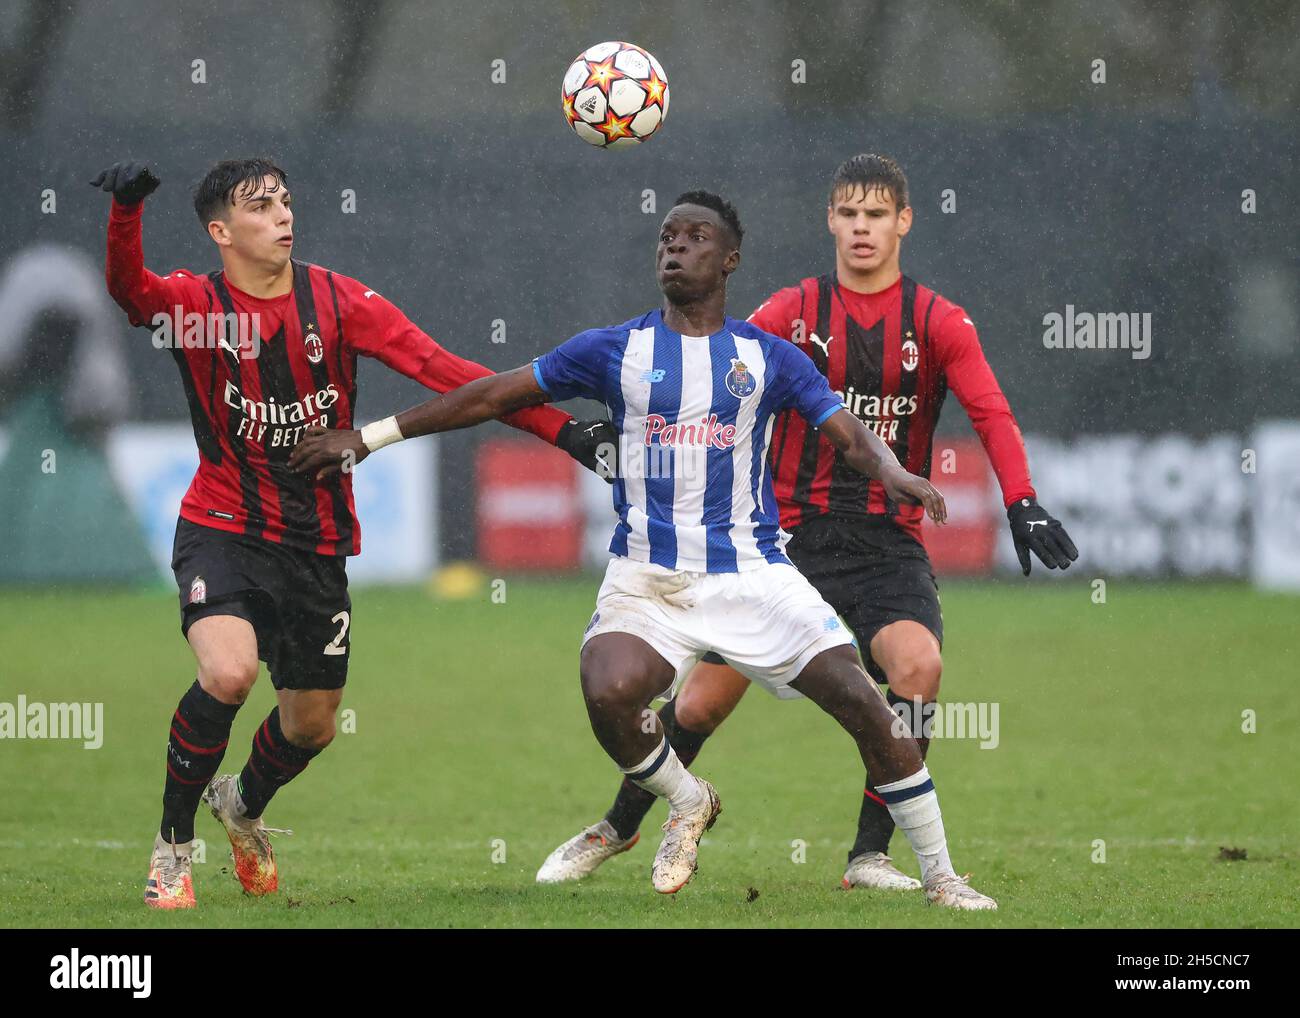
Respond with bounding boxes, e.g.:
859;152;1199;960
304;331;324;364
725;358;756;399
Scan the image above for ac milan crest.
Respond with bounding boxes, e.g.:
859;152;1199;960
304;332;324;364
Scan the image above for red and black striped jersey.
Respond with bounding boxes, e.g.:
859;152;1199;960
105;199;570;556
749;273;1034;542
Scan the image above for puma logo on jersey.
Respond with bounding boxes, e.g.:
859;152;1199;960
808;332;833;356
1027;520;1049;530
363;290;376;298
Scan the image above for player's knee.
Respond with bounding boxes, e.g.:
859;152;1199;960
887;651;942;702
281;713;335;751
197;658;258;704
675;679;738;734
580;665;639;714
580;652;657;716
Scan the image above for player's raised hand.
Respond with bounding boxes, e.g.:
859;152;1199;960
90;161;160;205
290;426;369;482
881;465;947;525
556;418;619;483
1007;497;1078;575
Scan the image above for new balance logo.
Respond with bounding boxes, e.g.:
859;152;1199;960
640;369;665;383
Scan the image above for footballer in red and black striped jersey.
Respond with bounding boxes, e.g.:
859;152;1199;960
752;271;1035;543
106;189;578;556
94;157;615;910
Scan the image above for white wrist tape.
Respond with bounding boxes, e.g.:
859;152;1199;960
360;416;403;452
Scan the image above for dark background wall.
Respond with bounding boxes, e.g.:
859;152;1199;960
3;0;1297;558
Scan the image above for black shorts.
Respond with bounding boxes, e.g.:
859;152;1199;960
171;518;352;691
700;514;942;683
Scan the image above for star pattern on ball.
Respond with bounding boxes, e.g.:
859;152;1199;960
643;68;667;108
583;56;619;91
595;109;635;142
562;93;577;124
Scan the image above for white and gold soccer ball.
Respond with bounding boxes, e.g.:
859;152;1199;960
561;41;669;148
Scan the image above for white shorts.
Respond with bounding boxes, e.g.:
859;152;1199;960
581;556;855;700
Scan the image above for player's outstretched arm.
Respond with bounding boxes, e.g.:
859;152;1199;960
91;161;186;326
340;288;616;476
289;364;548;481
937;309;1077;571
401;340;618;476
819;409;947;525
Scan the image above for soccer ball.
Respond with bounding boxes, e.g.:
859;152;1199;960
561;41;669;148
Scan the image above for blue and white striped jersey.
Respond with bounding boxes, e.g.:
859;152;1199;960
533;308;845;573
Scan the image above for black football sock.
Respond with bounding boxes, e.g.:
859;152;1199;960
847;690;933;863
236;706;322;820
160;681;241;844
604;698;710;840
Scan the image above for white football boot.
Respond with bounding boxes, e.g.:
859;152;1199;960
143;832;196;909
535;820;640;884
924;872;998;910
842;851;923;891
651;777;721;894
202;774;292;896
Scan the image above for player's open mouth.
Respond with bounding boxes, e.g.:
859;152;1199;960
852;243;875;256
662;261;683;273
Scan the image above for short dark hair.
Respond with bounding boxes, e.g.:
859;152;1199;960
193;158;289;226
672;189;744;248
829;153;908;211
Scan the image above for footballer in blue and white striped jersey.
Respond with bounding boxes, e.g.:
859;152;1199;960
287;186;979;906
532;308;845;574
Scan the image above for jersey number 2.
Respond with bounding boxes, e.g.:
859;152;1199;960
324;611;350;656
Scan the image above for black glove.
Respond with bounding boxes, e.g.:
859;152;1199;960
1007;497;1078;575
556;419;618;482
89;161;160;205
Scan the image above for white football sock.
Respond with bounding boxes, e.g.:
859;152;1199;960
876;766;956;884
621;739;704;812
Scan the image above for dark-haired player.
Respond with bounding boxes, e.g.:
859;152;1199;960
292;189;998;909
536;155;1077;893
92;159;614;909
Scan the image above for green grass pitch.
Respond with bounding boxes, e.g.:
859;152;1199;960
0;579;1295;928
